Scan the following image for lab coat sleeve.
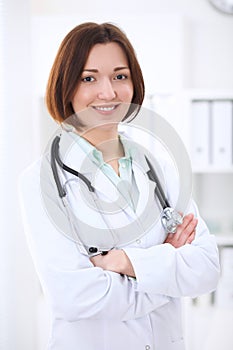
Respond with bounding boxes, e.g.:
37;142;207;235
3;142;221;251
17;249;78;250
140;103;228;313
123;204;220;297
123;160;220;298
18;158;169;323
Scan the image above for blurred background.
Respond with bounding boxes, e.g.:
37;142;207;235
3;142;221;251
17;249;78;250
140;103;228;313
1;0;233;349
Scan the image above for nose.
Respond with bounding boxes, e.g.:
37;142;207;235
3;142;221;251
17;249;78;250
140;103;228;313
97;78;116;100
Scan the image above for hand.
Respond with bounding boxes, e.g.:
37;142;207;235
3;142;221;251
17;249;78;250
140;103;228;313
90;249;135;277
164;213;197;248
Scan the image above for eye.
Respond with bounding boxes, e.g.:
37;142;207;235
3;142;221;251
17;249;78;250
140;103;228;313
82;76;95;82
114;74;127;80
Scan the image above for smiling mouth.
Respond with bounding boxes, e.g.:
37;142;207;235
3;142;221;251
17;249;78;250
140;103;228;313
93;105;119;112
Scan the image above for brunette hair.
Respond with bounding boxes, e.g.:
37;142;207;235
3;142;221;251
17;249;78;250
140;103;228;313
46;22;144;123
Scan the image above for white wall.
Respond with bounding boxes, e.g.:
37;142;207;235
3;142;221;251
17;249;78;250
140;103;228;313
31;14;185;95
0;1;38;350
30;0;233;90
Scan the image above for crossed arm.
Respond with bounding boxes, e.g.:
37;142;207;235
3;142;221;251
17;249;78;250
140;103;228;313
91;213;198;277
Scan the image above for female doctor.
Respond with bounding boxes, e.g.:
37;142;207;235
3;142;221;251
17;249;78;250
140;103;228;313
19;22;220;350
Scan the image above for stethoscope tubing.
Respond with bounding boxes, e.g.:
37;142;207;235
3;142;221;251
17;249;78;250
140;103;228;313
51;135;171;210
144;156;170;210
51;136;95;197
50;135;183;255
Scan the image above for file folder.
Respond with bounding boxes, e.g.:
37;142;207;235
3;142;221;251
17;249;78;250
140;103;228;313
212;100;232;167
191;101;210;168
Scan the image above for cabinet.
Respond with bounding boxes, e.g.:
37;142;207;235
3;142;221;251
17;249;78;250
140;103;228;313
190;100;232;172
184;91;233;238
184;90;233;173
184;93;233;347
147;89;233;239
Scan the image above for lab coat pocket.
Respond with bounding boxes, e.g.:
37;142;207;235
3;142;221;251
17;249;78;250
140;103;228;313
170;339;185;350
167;299;184;344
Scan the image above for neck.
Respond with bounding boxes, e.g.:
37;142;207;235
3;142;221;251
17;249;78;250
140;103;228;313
98;138;124;163
83;128;118;146
78;126;124;162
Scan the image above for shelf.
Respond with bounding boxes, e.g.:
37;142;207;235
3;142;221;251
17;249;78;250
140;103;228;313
215;235;233;247
184;89;233;100
192;167;233;174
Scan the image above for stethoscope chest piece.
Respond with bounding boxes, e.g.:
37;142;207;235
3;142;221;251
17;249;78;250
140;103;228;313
161;207;183;234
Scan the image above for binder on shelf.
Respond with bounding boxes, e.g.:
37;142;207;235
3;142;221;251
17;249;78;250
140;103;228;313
212;100;232;167
191;101;210;168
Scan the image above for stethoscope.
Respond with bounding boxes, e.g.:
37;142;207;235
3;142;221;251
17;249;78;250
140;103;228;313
51;135;183;255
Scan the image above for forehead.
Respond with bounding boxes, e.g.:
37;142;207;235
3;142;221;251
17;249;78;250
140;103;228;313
84;42;129;69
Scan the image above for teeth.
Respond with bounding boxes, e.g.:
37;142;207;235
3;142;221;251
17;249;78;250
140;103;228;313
94;106;116;111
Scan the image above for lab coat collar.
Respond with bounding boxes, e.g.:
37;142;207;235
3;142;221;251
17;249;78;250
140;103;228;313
58;129;156;218
59;129;151;176
59;129;95;174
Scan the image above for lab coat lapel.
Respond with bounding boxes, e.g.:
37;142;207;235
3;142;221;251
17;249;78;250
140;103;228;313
59;130;159;219
130;152;165;242
91;168;140;219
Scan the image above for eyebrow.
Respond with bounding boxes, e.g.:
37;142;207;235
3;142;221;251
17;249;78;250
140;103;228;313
114;66;130;72
83;66;130;73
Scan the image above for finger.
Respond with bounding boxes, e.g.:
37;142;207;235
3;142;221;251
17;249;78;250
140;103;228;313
170;214;194;243
164;213;191;239
176;213;194;232
186;230;196;244
186;217;198;232
177;218;198;245
164;215;194;242
176;214;198;237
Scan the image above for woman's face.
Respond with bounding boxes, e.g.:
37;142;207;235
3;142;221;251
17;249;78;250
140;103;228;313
71;42;134;131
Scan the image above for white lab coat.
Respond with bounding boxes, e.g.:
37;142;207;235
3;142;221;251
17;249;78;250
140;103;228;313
19;130;220;350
